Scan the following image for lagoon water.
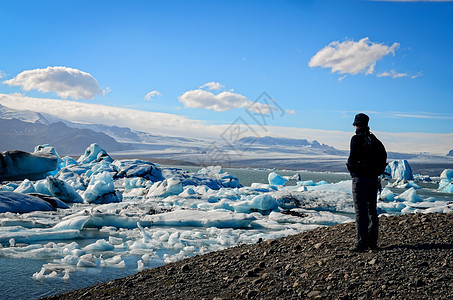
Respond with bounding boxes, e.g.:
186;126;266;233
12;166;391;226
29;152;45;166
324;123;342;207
0;166;451;300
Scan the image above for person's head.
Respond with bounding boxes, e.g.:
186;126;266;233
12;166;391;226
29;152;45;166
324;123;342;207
353;113;369;128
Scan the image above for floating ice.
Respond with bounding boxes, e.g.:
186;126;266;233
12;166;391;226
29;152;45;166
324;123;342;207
439;169;453;192
442;183;453;193
387;179;421;189
385;160;414;180
147;178;183;198
77;143;113;164
84;239;114;252
396;187;423;203
142;209;255;228
83;171;121;204
0;191;54;213
297;180;328;186
0;150;58;181
47;176;84;203
112;159;163;181
14;179;36;194
268;172;288;186
197;166;241;188
379;187;396;202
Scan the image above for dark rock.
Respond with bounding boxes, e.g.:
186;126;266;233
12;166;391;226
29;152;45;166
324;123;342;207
181;264;190;272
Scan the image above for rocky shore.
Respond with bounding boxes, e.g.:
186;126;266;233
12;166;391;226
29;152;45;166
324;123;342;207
48;212;453;299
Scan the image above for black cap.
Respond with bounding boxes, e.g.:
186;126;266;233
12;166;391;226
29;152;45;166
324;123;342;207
353;113;369;127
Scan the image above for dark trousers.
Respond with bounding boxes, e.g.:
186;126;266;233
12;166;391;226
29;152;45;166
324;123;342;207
352;176;379;248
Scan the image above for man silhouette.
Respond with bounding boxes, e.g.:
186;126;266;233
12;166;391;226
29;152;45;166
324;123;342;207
347;113;387;252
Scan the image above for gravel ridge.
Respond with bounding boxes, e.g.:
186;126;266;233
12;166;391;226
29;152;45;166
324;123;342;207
47;212;453;299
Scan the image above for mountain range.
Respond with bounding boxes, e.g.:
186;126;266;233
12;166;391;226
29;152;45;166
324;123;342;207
0;104;346;157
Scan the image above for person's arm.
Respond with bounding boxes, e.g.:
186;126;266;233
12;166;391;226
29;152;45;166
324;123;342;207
347;136;358;173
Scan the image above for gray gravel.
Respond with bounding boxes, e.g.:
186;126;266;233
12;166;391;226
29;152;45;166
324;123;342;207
47;212;453;299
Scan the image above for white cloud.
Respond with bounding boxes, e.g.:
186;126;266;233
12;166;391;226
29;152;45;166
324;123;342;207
377;69;409;78
199;81;225;91
178;88;278;114
411;71;423;79
285;109;297;115
0;70;6;79
3;66;104;100
309;37;399;75
144;90;162;101
179;89;250;111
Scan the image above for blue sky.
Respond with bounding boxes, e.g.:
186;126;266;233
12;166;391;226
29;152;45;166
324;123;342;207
0;0;452;153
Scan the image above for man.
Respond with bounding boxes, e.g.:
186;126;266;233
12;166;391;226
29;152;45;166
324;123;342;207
347;113;387;252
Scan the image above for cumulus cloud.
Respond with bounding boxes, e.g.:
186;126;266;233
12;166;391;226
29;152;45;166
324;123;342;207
179;89;250;111
309;37;399;75
199;82;225;91
179;86;277;114
3;66;104;100
144;90;162;101
0;70;6;79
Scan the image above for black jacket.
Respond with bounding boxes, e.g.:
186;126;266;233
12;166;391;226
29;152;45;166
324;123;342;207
347;126;386;178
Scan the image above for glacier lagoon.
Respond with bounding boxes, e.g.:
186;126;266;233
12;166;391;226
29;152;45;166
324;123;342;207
1;147;452;299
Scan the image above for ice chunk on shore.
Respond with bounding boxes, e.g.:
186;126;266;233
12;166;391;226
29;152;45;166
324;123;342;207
385;160;414;180
268;172;288;186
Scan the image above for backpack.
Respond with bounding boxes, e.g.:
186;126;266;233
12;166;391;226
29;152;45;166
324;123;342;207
363;133;388;176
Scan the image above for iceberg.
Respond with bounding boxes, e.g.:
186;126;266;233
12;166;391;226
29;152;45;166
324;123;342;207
384;160;414;180
439;169;453;192
83;171;121;204
396;187;423;203
112;159;163;181
0;150;58;181
147;178;183;198
197;166;241;188
47;176;84;203
77;143;113;164
14;179;36;194
0;191;55;213
268;172;288;186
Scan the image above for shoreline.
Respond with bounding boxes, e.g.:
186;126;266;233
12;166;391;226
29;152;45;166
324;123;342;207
109;154;453;177
47;212;453;299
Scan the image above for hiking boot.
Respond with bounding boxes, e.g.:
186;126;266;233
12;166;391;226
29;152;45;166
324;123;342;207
368;244;379;251
349;246;367;253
